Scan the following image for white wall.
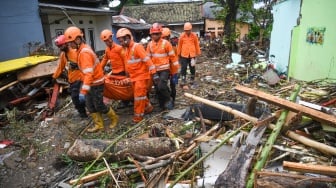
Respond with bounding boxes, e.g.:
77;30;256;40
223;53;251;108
268;0;301;74
47;14;112;52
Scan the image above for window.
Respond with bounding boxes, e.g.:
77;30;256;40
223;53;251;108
79;20;83;24
208;27;215;30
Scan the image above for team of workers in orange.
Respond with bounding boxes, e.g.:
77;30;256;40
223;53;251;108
55;22;200;131
63;26;118;132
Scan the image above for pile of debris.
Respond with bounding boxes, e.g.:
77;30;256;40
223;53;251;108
0;49;336;188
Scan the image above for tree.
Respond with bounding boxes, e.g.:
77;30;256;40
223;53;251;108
249;0;276;48
214;0;253;52
213;0;274;51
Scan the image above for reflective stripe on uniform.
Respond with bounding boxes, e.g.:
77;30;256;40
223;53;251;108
151;53;168;58
142;56;150;62
156;64;170;70
82;84;90;90
149;65;155;71
134;96;147;101
83;67;93;73
93;77;104;84
168;50;175;56
173;61;179;66
134;113;144;117
128;58;142;64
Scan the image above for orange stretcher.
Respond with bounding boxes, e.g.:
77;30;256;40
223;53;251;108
103;75;133;101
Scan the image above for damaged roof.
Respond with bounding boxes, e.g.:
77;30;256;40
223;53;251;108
112;15;151;30
121;1;203;25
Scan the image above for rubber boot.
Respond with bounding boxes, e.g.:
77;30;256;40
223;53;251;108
106;107;119;129
87;113;104;133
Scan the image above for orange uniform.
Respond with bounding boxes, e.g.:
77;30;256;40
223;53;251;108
100;43;126;75
124;40;156;122
77;44;105;95
52;48;82;83
177;32;201;58
147;39;178;72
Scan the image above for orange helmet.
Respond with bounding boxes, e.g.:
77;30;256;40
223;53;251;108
150;23;162;34
64;26;83;42
100;29;113;41
55;35;66;46
116;28;132;39
184;22;192;30
161;28;171;38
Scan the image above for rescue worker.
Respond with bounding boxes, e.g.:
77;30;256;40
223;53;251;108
176;22;201;85
147;23;177;110
64;26;118;132
116;28;157;123
52;35;87;118
100;29;130;109
161;27;180;106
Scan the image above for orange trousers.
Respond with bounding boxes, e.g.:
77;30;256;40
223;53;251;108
132;79;152;122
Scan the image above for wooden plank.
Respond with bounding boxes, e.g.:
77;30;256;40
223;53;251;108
234;85;336;126
17;60;59;81
283;161;336;176
215;124;268;188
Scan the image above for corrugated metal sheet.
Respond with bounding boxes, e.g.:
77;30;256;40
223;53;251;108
0;55;58;74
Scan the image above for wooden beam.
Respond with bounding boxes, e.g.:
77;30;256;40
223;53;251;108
283;161;336;176
234;85;336;126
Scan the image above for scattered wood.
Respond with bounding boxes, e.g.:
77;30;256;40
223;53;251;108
283;161;336;176
67;137;177;162
215;121;268;188
269;123;336;156
256;171;333;188
234;85;336;126
246;84;301;188
169;122;250;188
17;60;58;81
0;80;19;92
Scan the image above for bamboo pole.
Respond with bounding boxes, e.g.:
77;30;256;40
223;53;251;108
0;80;19;92
270;124;336;156
283;161;336;176
246;84;301;188
168;122;251;188
184;93;258;123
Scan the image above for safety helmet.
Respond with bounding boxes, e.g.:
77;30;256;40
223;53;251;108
161;28;171;38
184;22;192;30
116;28;132;39
54;35;66;46
100;29;113;41
150;23;162;34
64;26;83;42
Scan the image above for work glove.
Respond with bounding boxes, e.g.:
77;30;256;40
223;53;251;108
171;74;179;85
191;58;196;67
153;73;160;85
79;93;86;104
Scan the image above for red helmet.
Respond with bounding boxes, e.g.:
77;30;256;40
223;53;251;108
150;23;162;34
64;26;83;42
161;28;171;38
100;29;113;41
184;22;192;30
55;35;66;46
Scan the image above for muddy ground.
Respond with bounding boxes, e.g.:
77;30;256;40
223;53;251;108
0;43;335;188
